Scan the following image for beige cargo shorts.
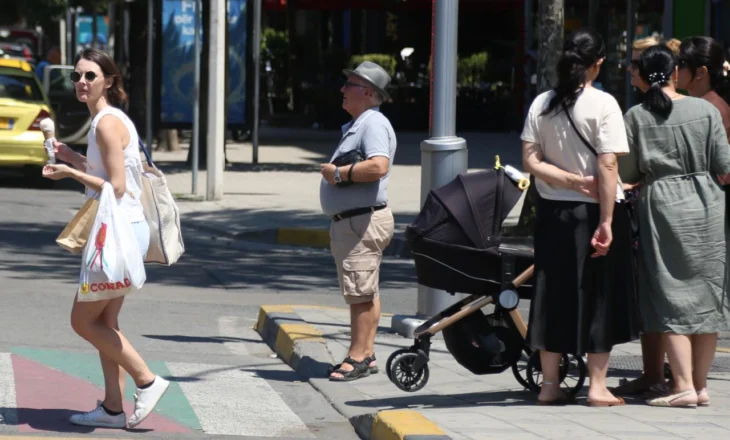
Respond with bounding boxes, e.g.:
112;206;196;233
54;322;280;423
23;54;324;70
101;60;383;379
329;207;395;305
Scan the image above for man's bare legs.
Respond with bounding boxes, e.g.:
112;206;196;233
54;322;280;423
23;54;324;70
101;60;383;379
329;297;380;378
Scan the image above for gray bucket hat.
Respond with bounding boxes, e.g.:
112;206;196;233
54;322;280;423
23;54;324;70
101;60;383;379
342;61;392;101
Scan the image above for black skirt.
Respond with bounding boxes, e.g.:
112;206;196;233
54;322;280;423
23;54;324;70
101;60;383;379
526;197;641;354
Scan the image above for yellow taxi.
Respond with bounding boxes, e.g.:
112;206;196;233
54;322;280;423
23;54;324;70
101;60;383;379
0;58;54;172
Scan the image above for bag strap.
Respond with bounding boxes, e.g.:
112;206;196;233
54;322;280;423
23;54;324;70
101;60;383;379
562;102;598;157
138;137;154;168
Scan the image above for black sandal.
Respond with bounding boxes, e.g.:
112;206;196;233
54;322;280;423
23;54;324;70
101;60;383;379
328;354;378;376
328;356;371;382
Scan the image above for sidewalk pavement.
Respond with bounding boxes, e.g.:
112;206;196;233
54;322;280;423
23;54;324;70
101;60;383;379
256;304;730;440
153;127;527;255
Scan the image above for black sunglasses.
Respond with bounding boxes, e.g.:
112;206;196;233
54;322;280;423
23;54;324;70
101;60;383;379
70;71;101;83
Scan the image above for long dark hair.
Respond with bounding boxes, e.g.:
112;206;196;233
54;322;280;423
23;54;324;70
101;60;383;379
679;36;730;105
74;48;128;107
638;45;676;119
541;28;606;116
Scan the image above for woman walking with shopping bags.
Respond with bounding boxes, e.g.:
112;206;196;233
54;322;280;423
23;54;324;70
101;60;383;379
41;48;169;428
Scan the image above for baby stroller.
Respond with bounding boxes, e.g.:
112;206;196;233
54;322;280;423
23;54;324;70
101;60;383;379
386;161;588;396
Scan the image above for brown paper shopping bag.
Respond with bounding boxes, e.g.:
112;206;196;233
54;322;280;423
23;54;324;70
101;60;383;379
56;197;100;254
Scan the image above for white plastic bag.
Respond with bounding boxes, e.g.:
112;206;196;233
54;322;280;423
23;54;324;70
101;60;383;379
78;183;146;302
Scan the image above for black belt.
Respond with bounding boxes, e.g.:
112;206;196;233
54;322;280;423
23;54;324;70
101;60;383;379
332;205;387;222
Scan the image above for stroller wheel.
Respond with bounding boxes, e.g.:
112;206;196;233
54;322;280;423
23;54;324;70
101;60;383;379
389;352;430;392
511;351;531;391
386;348;412;382
526;351;586;396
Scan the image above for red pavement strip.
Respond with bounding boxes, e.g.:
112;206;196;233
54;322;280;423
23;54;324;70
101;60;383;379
11;354;191;434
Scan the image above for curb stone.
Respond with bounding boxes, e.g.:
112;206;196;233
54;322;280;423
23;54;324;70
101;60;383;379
254;305;452;440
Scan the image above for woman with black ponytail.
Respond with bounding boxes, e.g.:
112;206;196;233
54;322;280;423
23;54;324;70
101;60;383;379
622;44;730;408
677;37;730;142
521;28;640;406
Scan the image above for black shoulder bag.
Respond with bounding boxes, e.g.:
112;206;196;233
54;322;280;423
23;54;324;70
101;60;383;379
561;103;640;243
331;148;365;187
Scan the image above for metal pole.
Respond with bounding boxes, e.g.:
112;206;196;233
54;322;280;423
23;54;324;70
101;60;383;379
145;0;154;155
59;15;67;65
206;0;226;201
66;8;74;64
192;0;201;195
252;0;261;164
392;0;468;338
625;0;637;110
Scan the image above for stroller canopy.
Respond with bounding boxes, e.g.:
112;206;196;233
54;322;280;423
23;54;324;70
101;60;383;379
407;169;523;250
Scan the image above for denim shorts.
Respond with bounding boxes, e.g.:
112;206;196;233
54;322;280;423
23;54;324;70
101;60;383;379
131;220;150;259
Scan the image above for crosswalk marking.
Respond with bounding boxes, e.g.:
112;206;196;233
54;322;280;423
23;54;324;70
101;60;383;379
0;354;17;426
218;315;250;356
166;362;314;438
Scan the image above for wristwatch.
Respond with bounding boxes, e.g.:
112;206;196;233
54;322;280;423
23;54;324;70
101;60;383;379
334;167;342;183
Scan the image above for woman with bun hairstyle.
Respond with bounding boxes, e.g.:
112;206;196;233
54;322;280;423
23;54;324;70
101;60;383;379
621;44;730;408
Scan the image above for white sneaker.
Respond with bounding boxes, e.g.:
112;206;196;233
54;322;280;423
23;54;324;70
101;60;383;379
127;375;170;428
69;404;126;429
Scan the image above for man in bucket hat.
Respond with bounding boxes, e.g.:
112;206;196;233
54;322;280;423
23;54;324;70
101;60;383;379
320;61;397;381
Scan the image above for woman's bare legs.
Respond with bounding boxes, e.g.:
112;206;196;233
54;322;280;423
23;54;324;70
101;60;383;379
653;333;698;407
98;297;128;413
537;351;564;402
587;352;622;404
71;295;155;390
612;333;667;394
691;333;717;405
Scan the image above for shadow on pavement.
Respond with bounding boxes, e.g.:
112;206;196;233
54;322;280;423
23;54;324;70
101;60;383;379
0;219;417;292
162;128;523;170
344;390;539;409
1;407;153;434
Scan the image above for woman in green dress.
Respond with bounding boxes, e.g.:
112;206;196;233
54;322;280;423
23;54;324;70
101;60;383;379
621;44;730;408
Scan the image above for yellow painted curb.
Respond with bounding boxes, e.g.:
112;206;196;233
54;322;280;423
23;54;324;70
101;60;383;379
255;304;295;331
276;228;330;248
717;347;730;353
275;323;325;363
371;409;446;440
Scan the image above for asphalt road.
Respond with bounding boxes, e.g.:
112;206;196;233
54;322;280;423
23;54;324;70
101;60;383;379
0;177;417;439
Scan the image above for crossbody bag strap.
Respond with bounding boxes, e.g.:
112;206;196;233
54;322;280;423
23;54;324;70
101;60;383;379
562;102;598;157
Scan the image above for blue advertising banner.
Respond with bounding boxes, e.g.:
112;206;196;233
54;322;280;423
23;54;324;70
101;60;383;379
159;0;247;125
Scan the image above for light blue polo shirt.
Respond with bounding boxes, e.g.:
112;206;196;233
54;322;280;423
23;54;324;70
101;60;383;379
319;107;397;216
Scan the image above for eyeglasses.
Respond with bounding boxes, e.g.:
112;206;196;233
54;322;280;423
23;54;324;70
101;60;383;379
70;71;102;83
629;59;640;70
343;81;369;90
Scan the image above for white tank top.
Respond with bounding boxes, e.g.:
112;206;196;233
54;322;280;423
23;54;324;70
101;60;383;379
85;106;146;223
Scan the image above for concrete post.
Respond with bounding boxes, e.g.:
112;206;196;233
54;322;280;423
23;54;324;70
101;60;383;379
391;0;468;338
206;0;226;201
192;0;201;195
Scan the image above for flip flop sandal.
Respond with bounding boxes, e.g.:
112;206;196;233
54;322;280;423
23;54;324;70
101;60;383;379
328;357;371;382
646;389;698;408
587;396;626;407
697;388;710;407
